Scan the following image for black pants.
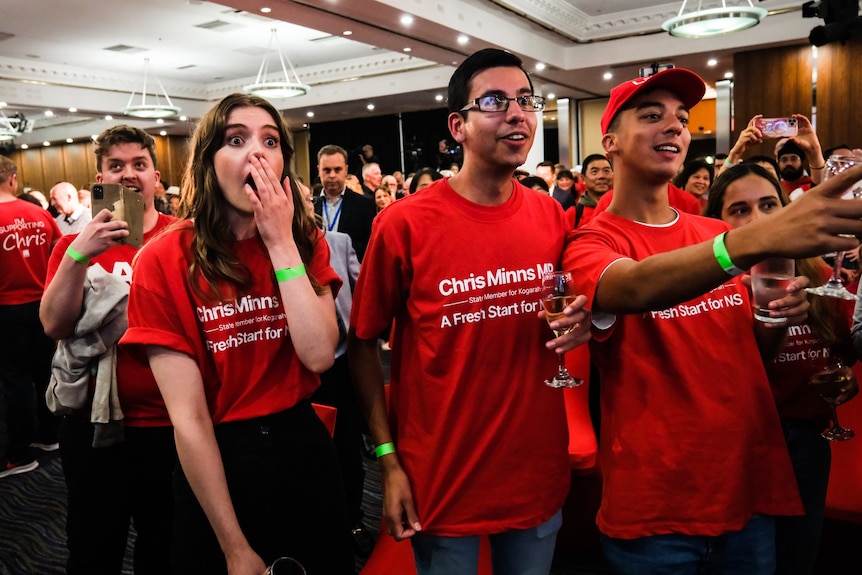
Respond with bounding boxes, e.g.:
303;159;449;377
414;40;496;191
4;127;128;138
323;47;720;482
311;352;367;525
172;401;354;574
0;301;58;462
60;417;176;575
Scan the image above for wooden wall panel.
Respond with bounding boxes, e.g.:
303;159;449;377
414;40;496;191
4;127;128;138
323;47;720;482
17;149;46;193
733;44;813;160
39;146;65;190
815;36;862;152
62;143;95;188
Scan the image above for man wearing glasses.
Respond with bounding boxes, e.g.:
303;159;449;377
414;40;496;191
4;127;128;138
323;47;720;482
349;48;590;574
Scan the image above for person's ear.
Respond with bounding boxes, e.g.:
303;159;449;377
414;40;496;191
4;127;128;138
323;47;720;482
602;133;618;155
448;112;467;145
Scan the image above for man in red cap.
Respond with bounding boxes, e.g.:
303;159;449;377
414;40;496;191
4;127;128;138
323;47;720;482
563;68;862;573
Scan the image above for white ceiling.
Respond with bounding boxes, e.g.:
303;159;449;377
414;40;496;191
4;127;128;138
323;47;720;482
0;0;824;147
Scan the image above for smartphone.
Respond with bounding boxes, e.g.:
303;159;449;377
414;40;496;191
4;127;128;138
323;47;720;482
754;117;798;138
91;183;144;247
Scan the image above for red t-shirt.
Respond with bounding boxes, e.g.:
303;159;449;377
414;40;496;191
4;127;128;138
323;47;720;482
0;199;62;306
46;213;175;427
121;222;341;424
595;183;702;216
351;178;571;536
767;263;855;421
564;210;803;539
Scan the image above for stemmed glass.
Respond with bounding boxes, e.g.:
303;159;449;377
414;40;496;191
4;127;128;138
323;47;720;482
809;358;855;441
540;271;584;388
805;154;862;300
265;557;307;575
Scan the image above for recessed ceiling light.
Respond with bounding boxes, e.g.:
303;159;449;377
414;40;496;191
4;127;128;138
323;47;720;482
547;93;556;100
400;15;414;26
343;30;352;36
535;62;546;71
0;102;6;108
91;135;98;141
44;110;54;117
435;94;444;102
156;118;164;124
20;144;28;149
179;115;188;121
260;7;271;14
403;47;412;52
306;111;314;117
303;123;308;128
43;141;50;147
68;107;77;113
603;71;613;80
104;115;113;121
707;58;718;66
65;138;73;143
457;35;468;45
159;130;167;136
724;71;734;79
367;104;376;111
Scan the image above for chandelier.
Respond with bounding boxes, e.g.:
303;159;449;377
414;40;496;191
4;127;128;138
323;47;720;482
662;0;768;38
244;29;311;99
123;58;181;119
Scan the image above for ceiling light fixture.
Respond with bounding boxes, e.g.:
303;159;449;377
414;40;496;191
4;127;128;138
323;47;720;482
662;0;767;38
244;28;311;100
123;58;181;119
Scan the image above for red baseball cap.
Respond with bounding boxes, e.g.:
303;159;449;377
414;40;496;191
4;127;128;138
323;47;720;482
600;68;706;135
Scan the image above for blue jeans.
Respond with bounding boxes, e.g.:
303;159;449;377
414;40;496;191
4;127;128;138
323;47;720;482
602;514;775;575
776;418;831;575
412;508;562;575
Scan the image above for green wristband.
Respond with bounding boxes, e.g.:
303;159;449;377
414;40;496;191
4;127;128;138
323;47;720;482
375;442;395;459
713;232;745;277
274;264;306;282
66;246;90;265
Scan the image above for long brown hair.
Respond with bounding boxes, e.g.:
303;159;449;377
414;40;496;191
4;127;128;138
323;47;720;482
706;163;840;344
180;93;321;301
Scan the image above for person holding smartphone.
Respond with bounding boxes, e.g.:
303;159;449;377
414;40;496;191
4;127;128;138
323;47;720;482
40;125;176;574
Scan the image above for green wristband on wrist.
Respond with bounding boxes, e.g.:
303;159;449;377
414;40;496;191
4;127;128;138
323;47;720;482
66;246;90;265
375;442;395;459
274;264;306;282
713;232;745;277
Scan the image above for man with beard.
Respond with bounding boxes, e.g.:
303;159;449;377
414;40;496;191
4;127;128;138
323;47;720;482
773;116;826;199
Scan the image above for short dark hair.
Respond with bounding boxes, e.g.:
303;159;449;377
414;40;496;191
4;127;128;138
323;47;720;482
581;154;610;174
536;160;555;172
95;125;157;173
317;144;349;164
556;169;575;181
742;155;780;176
448;48;533;114
672;158;714;190
520;176;549;193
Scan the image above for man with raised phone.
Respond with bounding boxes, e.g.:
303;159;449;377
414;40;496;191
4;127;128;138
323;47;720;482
564;67;862;573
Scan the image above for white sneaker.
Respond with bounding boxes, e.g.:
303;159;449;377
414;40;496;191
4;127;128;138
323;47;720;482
30;442;60;452
0;460;39;479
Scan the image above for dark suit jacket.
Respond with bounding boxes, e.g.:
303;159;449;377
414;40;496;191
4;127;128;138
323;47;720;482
314;190;377;261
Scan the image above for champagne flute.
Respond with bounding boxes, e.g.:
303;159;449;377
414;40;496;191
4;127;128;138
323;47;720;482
805;154;862;300
540;271;584;388
809;358;855;441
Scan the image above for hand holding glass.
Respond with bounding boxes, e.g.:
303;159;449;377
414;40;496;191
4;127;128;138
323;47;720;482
805;154;862;300
750;258;795;324
809;358;855;441
540;271;584;388
265;557;307;575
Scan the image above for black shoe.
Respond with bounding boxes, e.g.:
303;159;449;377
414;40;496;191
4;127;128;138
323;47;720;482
351;524;375;558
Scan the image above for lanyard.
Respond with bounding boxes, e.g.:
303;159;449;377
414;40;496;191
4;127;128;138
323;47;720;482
322;199;342;232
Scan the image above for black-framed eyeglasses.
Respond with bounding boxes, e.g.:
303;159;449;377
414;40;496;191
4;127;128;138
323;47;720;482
460;94;545;113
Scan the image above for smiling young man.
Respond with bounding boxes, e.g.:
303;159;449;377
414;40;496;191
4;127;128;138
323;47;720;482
40;125;176;574
563;69;862;573
349;48;591;574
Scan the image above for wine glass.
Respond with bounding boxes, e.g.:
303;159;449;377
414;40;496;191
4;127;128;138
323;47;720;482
265;557;307;575
805;154;862;301
540;271;584;388
809;358;855;441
